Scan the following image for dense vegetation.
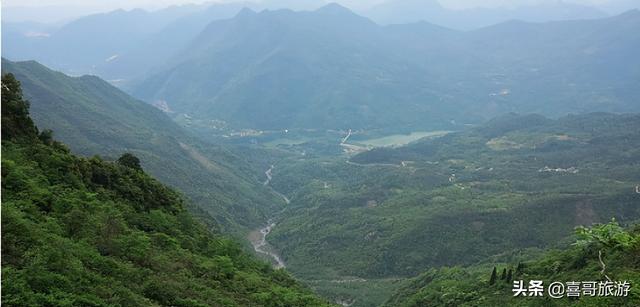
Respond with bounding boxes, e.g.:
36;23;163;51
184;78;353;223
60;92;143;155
255;113;640;305
1;59;284;236
1;73;331;306
3;6;639;306
385;220;640;306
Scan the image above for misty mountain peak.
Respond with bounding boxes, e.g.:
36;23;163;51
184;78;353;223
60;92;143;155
316;2;355;16
236;7;257;18
400;0;443;10
619;8;640;18
374;0;444;12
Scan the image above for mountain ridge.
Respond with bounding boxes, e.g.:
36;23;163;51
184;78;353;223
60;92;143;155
2;58;285;236
0;72;331;306
132;6;640;131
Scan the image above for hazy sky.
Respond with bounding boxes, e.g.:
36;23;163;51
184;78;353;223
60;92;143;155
2;0;637;23
2;0;628;10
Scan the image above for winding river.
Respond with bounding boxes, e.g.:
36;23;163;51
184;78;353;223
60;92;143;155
250;166;290;268
249;219;286;269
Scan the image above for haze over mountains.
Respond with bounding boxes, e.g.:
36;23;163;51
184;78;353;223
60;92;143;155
134;5;640;131
364;0;609;29
4;3;639;133
3;1;640;306
5;0;640;23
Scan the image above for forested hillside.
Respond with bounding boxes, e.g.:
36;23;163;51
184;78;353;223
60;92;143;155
1;73;331;306
261;113;640;305
2;58;282;235
385;221;640;306
3;3;639;307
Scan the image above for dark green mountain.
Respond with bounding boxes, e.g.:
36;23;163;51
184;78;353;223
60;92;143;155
0;72;330;306
1;58;283;235
133;5;640;131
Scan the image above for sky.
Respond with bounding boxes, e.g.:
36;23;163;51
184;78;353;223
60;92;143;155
2;0;638;22
2;0;629;10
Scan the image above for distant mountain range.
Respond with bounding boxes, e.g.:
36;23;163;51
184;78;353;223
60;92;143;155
133;5;640;130
3;4;639;131
2;1;326;82
3;4;640;305
363;0;609;29
4;0;634;80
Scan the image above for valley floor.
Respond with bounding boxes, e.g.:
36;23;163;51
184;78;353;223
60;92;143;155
231;116;640;306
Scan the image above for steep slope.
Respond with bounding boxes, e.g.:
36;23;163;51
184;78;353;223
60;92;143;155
133;5;640;132
0;73;331;306
385;220;640;306
1;59;283;235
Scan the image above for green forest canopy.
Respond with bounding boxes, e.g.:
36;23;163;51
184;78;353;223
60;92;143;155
1;73;331;306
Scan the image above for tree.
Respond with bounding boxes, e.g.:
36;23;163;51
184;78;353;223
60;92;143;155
500;268;507;280
38;129;54;145
489;267;497;285
506;269;513;283
1;73;37;140
574;219;637;250
117;153;142;171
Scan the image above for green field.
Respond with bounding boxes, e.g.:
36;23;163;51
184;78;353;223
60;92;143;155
353;131;450;148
